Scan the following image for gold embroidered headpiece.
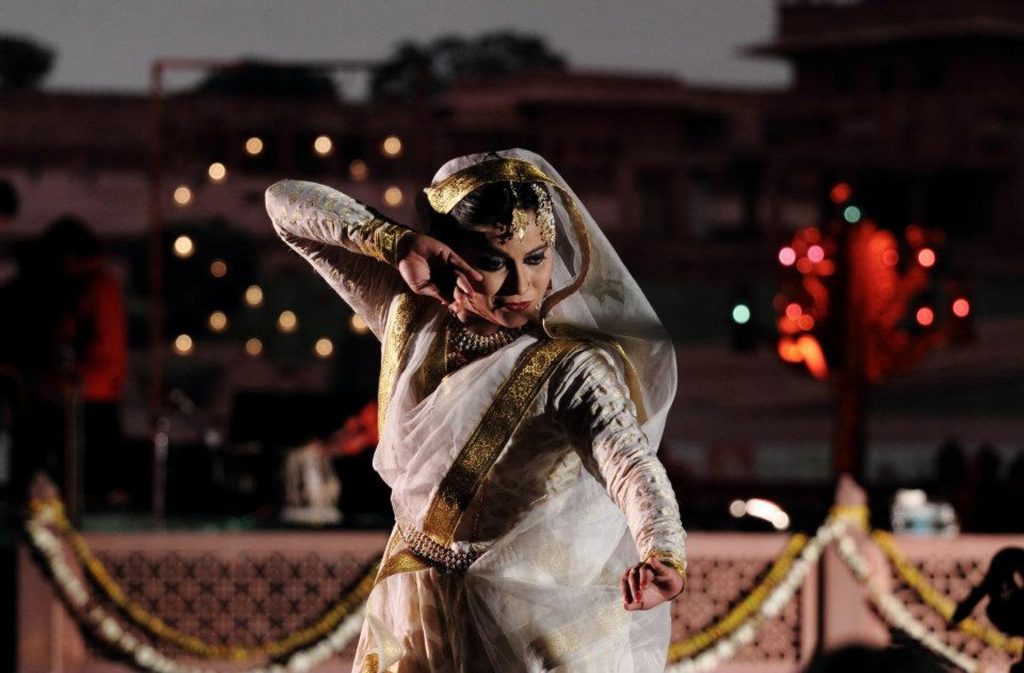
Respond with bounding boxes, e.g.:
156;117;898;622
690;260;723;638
424;158;556;214
424;158;557;246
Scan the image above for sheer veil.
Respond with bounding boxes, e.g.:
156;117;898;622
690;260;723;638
426;148;678;451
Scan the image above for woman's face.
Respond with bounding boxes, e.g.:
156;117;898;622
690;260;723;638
450;210;554;330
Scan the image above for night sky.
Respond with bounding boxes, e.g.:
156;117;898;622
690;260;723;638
4;0;790;92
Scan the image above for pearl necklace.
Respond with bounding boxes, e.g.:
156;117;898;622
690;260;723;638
446;315;530;367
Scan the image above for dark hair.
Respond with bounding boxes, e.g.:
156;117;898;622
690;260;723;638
417;181;541;246
41;214;100;260
0;179;19;218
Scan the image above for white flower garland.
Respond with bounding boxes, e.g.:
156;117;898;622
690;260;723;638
25;499;1007;673
26;514;366;673
665;520;841;673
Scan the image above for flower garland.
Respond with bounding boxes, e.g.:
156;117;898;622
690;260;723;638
833;523;980;673
872;530;1024;658
24;493;1023;673
26;498;371;669
666;533;809;662
666;521;844;672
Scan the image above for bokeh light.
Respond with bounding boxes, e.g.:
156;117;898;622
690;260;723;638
350;314;370;334
173;235;194;258
830;182;852;204
210;259;227;278
314;337;334;358
244;285;264;307
807;245;825;263
245;338;263;357
843;206;862;223
349;159;368;180
785;303;803;321
917;248;936;268
173;185;193;206
245;137;264;155
952;298;971;318
278;310;298;332
732;304;751;324
778;247;796;266
382;135;403;157
208;162;227;182
173;334;193;355
882;249;899;267
384;186;403;207
313;135;333;156
916;307;935;326
208;311;228;332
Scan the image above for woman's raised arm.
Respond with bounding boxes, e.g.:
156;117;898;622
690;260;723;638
265;180;416;341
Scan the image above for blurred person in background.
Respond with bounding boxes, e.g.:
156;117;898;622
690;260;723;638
0;214;128;510
0;179;19;499
802;644;943;673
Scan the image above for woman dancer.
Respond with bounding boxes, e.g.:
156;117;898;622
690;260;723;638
266;149;687;672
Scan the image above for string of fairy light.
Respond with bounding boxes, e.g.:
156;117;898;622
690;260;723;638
167;134;401;358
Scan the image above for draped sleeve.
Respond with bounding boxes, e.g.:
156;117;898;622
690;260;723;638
265;179;417;341
548;344;688;580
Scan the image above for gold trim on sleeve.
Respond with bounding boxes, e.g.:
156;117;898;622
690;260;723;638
366;218;417;267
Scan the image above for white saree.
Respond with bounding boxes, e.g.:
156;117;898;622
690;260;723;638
266;149;687;673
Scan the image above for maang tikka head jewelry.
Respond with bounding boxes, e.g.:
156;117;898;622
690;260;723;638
507;182;556;246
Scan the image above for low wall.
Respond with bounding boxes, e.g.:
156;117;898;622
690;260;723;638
17;530;1023;672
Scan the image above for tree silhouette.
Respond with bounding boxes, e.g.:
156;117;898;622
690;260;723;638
0;35;55;91
191;60;338;100
372;31;567;100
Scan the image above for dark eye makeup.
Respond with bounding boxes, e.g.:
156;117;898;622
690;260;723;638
474;246;548;272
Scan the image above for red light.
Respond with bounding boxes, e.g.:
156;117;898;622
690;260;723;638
778;247;796;266
952;298;970;318
796;258;813;274
797;314;815;331
905;225;924;246
785;303;803;320
882;249;899;267
917;248;936;268
830;182;852;204
916;307;934;326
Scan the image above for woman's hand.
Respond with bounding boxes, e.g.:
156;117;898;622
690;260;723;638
620;557;684;611
396;233;482;305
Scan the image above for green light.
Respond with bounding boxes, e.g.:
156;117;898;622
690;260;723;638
843;206;862;223
732;304;751;324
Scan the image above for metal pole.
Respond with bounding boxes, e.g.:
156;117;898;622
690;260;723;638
148;62;166;524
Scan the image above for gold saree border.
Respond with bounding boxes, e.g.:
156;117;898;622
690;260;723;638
422;337;585;546
530;600;626;668
377;293;430;433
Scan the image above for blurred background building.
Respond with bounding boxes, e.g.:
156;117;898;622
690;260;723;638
1;0;1022;531
4;2;1024;672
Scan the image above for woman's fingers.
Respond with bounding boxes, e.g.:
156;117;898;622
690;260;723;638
640;565;653;590
412;278;447;305
620;570;634;606
454;270;474;296
628;565;642;609
446;250;483;282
